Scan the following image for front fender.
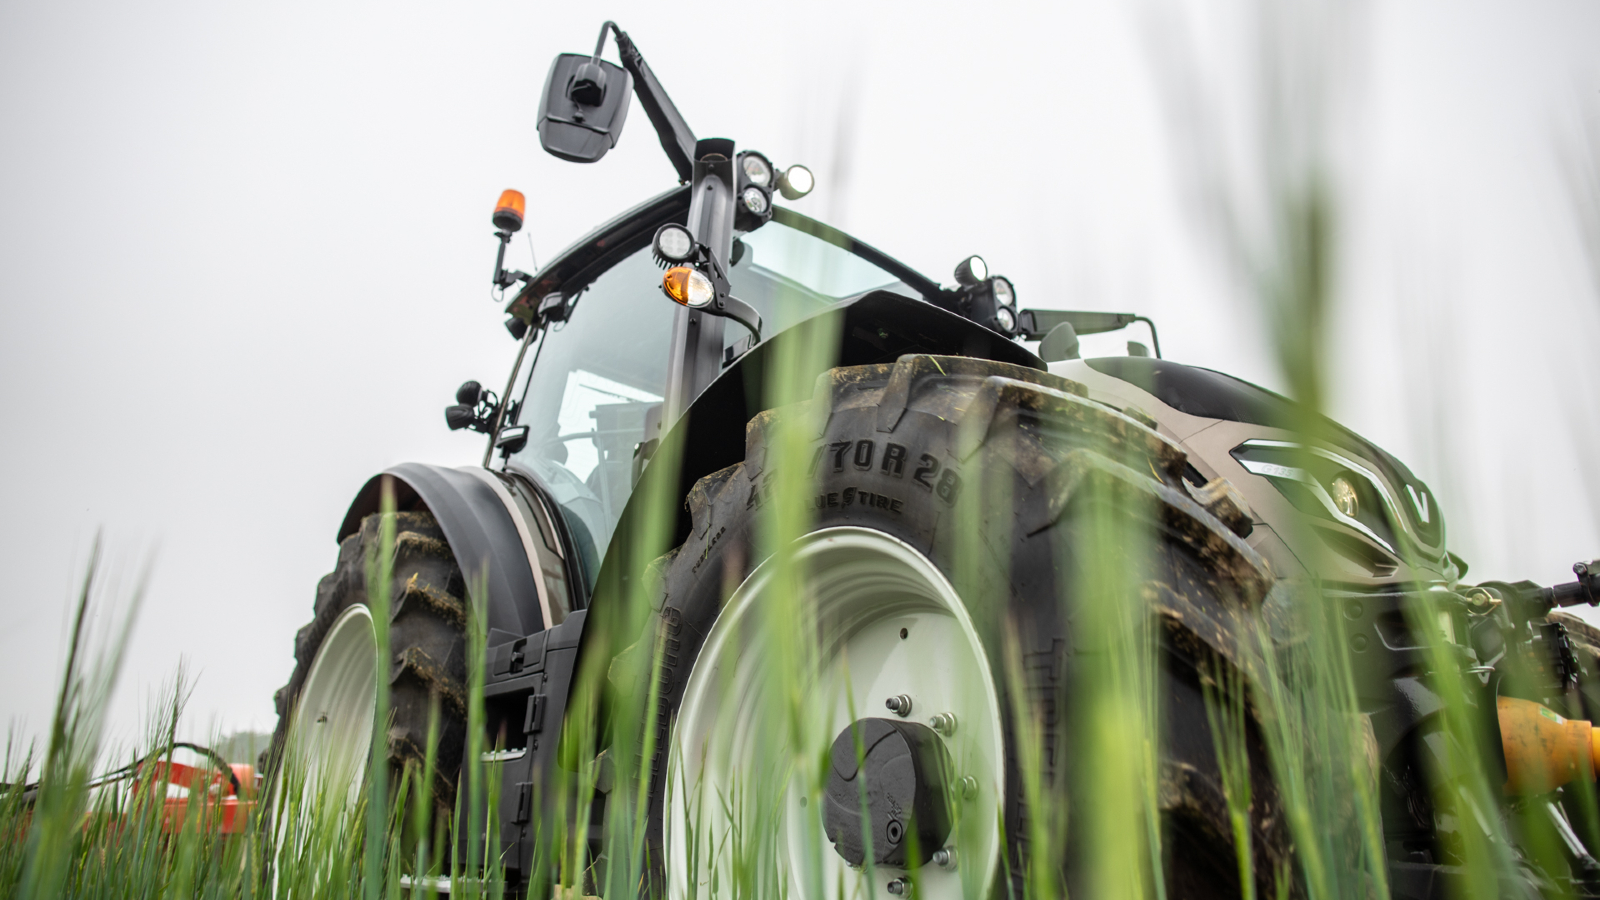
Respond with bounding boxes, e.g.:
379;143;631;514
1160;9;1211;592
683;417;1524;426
337;462;546;639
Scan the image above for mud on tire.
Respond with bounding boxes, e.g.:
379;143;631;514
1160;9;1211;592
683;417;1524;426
630;354;1293;899
269;509;470;806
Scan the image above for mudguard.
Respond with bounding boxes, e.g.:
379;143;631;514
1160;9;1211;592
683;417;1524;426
337;462;545;638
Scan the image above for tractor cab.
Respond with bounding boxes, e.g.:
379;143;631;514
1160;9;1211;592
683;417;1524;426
491;192;930;587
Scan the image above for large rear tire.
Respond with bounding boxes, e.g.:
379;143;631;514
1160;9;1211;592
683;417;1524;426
269;509;470;811
629;355;1291;899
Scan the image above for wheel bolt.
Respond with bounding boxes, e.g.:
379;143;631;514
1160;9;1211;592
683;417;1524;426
887;877;909;896
933;846;957;869
886;694;913;717
930;712;957;735
960;776;978;800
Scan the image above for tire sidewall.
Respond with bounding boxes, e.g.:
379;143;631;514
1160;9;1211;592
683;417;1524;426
645;394;1062;892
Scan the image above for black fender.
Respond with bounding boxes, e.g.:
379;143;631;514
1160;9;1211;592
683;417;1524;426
338;462;545;639
650;288;1041;552
578;289;1043;668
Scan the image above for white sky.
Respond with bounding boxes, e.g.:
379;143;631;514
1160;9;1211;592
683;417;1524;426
2;0;1598;751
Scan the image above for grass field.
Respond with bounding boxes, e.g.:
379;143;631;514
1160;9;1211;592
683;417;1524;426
4;5;1598;900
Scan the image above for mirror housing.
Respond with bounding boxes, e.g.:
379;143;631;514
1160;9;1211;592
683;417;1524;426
538;53;633;163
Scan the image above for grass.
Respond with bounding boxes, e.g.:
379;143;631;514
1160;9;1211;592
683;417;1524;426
6;6;1598;900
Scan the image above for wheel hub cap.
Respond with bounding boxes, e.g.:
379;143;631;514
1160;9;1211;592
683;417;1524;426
823;717;953;868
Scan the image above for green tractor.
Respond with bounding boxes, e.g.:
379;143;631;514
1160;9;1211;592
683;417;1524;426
270;21;1600;900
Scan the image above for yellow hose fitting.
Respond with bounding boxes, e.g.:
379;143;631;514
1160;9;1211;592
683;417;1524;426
1497;696;1599;794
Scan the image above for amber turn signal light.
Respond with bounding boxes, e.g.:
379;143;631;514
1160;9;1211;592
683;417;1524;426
662;266;715;308
493;189;526;233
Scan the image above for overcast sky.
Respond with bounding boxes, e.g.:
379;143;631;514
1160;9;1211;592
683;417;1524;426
3;0;1598;751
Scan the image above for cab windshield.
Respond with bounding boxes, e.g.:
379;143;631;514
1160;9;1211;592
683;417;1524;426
504;216;917;591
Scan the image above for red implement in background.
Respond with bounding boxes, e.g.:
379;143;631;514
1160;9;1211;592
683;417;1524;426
139;757;258;834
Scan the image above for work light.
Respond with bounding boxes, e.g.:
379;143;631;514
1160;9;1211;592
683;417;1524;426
740;152;774;187
741;186;770;215
778;165;814;200
994;305;1016;334
992;276;1014;307
954;255;987;286
653;223;696;263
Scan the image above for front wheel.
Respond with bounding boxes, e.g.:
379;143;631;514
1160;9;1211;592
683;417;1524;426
630;355;1290;899
269;510;470;814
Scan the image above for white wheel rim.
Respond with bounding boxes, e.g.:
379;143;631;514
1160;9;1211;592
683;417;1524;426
669;527;1005;900
291;603;377;808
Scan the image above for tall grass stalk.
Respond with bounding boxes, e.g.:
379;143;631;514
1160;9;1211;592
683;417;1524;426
745;294;845;900
363;482;396;900
0;512;518;900
1070;476;1162;900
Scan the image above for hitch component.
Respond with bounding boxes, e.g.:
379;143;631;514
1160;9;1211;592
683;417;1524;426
1498;696;1600;794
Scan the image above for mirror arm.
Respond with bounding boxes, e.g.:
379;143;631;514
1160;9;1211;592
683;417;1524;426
610;26;696;182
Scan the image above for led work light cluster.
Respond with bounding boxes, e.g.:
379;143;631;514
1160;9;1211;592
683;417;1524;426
947;254;1020;337
652;222;764;339
732;150;813;232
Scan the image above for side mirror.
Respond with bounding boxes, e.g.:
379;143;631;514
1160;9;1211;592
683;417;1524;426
456;380;483;406
538;53;633;163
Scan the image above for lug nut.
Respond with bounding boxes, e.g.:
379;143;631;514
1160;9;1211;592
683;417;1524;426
930;712;957;736
887;877;909;896
960;776;978;800
886;694;913;717
933;846;957;869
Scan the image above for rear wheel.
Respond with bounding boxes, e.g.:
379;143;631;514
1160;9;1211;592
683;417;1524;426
269;509;470;814
631;355;1291;899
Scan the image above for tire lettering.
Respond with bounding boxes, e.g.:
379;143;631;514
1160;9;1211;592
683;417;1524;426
829;441;853;472
838;487;907;514
813;437;948;511
691;526;726;574
882;442;907;477
853;440;875;470
936;469;962;505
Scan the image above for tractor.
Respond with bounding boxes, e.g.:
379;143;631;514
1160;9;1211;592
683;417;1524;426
270;21;1600;900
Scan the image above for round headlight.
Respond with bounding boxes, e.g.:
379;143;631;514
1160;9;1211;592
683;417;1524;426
994;306;1016;334
741;154;773;187
777;165;814;200
741;186;770;215
954;255;988;286
1330;475;1359;518
662;266;717;308
992;276;1015;306
654;223;695;263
